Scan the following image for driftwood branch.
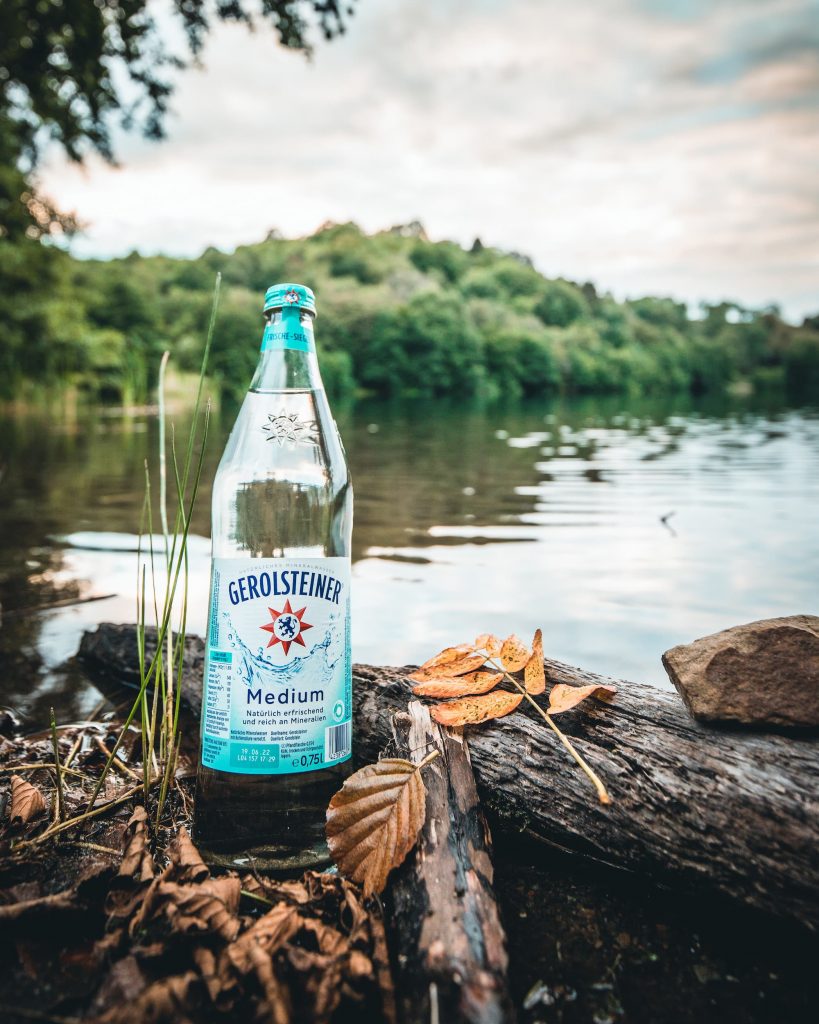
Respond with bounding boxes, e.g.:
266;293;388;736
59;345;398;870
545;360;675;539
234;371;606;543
386;701;513;1024
79;624;819;930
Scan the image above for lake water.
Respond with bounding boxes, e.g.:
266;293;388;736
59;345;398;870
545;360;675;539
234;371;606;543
1;392;817;728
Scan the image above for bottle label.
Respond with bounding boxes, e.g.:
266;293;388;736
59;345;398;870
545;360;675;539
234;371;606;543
260;307;315;353
200;556;352;775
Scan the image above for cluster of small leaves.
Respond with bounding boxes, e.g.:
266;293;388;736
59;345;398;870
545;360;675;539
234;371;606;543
411;631;615;726
410;630;616;807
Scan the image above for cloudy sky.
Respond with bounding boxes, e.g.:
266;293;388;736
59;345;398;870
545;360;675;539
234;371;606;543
41;0;819;319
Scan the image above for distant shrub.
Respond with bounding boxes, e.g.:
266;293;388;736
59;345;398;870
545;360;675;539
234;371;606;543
320;348;356;399
484;330;560;396
409;241;468;283
327;249;383;284
534;280;589;327
629;296;688;332
784;332;819;397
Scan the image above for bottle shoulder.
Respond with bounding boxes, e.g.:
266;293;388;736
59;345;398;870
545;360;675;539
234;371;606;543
216;389;348;483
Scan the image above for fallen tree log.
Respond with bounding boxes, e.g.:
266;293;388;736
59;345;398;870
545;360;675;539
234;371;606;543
79;624;819;930
386;702;514;1024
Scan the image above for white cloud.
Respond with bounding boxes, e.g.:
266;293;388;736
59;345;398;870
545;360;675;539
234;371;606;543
39;0;819;318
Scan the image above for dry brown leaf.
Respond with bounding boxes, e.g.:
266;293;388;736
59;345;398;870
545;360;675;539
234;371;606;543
241;874;311;906
106;806;155;922
215;871;395;1023
326;756;435;896
525;628;546;694
131;875;241;943
221;901;302;1016
118;806;152;882
500;634;531;672
228;901;301;964
172;827;209;884
474;633;503;657
193;946;221;1004
299;915;349;957
9;775;47;826
0;889;81;923
286;944;345;1021
548;682;617;715
93;969;199;1024
166;876;241;941
430;690;523;727
411;670;503;699
409;645;486;682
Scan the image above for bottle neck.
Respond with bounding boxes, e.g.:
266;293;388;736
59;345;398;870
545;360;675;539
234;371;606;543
250;308;323;392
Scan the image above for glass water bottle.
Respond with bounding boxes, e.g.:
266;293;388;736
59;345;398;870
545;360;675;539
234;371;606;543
193;283;353;871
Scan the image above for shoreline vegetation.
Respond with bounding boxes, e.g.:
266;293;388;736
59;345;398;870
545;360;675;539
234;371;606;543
3;221;819;407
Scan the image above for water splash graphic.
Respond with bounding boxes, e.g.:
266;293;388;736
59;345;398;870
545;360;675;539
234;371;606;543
223;610;343;695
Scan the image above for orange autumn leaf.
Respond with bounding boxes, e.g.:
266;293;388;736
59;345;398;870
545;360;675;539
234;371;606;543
409;645;486;682
412;670;503;699
525;628;546;694
326;755;437;896
430;690;523;727
548;682;616;715
474;633;503;658
500;634;531;672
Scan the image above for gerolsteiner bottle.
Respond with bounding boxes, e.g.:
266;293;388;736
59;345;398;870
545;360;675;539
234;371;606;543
193;283;353;871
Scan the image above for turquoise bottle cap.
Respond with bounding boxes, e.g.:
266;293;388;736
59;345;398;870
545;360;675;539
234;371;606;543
263;282;316;316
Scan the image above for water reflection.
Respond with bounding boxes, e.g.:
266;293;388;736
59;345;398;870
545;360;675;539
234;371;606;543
1;393;818;725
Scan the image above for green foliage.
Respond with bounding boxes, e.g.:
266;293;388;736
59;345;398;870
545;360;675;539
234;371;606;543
195;285;262;401
784;331;819;397
629;296;688;332
0;237;62;395
534;280;589;327
320;349;356;400
409;240;469;284
323;227;385;285
462;257;544;303
0;1;352;243
1;223;817;405
0;1;349;167
483;328;560;398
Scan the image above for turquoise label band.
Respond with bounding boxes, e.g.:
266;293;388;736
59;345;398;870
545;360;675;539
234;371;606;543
261;307;315;353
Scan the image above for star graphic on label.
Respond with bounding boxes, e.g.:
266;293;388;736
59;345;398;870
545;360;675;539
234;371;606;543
260;599;313;655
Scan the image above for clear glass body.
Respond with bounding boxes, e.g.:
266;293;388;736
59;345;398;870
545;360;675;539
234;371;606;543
193;308;354;871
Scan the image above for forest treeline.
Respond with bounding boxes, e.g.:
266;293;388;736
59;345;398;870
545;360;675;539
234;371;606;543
2;221;818;405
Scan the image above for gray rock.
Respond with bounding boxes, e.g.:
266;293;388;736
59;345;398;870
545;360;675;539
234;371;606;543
662;615;819;728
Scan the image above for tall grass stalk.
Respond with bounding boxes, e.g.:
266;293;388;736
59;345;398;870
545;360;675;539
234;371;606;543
81;274;220;820
157;349;175;773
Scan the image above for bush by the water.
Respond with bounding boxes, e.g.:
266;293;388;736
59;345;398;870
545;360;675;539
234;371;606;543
2;221;817;404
